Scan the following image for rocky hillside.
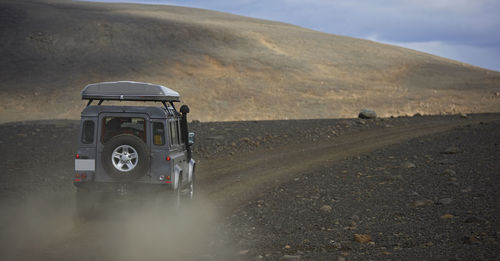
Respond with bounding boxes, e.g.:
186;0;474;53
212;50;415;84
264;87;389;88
1;0;499;123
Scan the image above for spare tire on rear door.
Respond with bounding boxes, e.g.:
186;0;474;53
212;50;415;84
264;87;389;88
102;134;150;180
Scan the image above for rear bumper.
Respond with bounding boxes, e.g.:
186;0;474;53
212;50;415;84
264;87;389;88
74;181;172;194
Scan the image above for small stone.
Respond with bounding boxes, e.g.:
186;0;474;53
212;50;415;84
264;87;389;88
284;245;291;249
460;113;468;118
438;158;455;165
443;169;456;176
438;198;453;205
283;255;300;260
464;216;487;224
320;205;332;212
441;146;461;154
462;235;481;245
440;214;454;219
402;161;416;169
238;249;249;255
337;257;346;261
354;234;372;243
461;187;472;193
414;199;433;207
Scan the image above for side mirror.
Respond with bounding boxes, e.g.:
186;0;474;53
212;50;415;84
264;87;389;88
188;132;195;146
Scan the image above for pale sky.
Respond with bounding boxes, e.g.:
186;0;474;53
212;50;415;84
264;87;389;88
83;0;500;71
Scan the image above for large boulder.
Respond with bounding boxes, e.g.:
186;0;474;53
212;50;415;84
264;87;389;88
358;109;377;119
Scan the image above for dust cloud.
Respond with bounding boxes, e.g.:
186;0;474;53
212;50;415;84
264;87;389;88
0;191;237;261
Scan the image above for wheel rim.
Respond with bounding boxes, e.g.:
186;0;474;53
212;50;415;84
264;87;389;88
111;145;138;172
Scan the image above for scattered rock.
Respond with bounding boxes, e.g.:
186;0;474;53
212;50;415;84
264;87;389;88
438;158;456;165
464;216;487;224
283;254;301;260
414;199;433;207
358;109;377;119
460;113;468;118
440;214;454;219
284;245;291;249
354;234;372;243
441;146;461;154
437;198;453;205
462;235;481;245
401;161;416;169
442;169;456;176
320;205;332;212
337;257;346;261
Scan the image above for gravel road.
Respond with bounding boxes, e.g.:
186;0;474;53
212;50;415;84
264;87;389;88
0;114;499;260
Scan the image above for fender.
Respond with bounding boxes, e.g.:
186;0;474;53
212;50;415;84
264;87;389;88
188;158;196;183
173;165;182;190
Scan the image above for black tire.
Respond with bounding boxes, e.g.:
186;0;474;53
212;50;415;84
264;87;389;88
75;189;100;220
101;134;150;180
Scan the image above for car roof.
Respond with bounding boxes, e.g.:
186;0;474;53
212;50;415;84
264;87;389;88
81;81;180;102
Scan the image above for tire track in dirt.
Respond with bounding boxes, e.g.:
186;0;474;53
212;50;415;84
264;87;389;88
198;114;500;211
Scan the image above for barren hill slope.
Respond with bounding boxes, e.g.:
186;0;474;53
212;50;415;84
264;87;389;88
1;0;499;123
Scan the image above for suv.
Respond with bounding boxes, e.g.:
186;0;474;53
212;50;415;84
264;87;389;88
74;81;195;217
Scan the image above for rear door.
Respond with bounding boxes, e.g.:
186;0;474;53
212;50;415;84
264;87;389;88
95;113;150;182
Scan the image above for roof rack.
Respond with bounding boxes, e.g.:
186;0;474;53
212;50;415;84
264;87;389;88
81;81;180;105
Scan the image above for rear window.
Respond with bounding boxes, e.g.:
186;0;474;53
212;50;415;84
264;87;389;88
81;120;95;144
101;117;146;143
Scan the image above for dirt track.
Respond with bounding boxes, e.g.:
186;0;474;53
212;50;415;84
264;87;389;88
0;113;499;260
198;114;500;211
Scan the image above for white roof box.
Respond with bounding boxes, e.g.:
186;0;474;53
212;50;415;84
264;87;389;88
81;81;180;102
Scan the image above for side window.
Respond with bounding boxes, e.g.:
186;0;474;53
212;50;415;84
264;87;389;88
169;121;178;146
81;120;95;144
153;122;165;145
174;120;181;145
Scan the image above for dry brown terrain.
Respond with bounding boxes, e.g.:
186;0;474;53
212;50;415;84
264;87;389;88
1;0;500;123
